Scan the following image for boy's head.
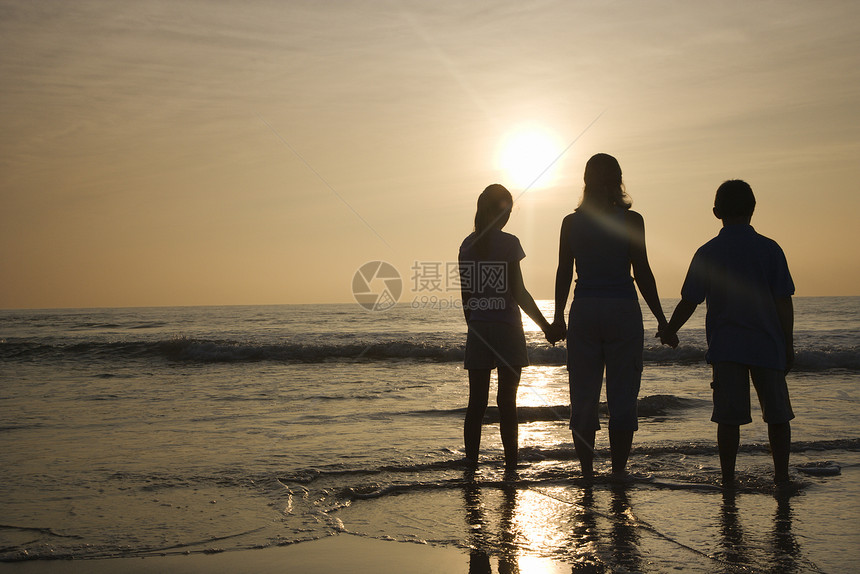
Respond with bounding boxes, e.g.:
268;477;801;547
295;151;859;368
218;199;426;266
713;180;756;220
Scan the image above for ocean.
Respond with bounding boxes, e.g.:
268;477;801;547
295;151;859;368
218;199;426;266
1;298;858;571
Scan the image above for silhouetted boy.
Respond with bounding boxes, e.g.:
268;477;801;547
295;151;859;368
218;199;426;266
661;180;795;486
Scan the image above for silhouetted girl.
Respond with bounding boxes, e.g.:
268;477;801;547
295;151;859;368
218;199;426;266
552;154;669;480
459;184;554;476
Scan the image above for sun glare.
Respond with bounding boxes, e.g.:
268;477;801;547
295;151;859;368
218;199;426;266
496;126;563;191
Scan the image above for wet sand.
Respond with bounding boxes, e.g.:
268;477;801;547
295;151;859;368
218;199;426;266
1;534;568;573
5;461;857;573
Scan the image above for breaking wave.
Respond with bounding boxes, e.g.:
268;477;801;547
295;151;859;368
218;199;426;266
0;337;860;371
3;337;857;370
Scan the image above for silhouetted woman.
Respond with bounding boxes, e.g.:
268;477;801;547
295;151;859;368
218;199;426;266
552;154;669;480
459;184;554;476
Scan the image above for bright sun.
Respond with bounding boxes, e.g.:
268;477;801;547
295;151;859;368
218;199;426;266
496;126;563;191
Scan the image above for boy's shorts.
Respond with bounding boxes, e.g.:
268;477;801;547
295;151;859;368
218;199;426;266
711;362;794;425
464;320;529;370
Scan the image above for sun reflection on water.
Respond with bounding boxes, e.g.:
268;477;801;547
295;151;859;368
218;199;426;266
465;482;573;573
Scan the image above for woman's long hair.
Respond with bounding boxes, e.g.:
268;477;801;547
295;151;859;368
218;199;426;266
577;153;632;212
471;183;513;257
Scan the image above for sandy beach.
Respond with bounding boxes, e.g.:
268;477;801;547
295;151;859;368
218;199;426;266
1;532;578;573
2;535;490;574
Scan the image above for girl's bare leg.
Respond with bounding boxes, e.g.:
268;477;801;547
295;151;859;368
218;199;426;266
465;369;491;465
497;367;521;472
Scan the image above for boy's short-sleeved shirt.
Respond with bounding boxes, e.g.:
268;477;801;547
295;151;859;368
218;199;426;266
459;229;525;326
681;224;794;370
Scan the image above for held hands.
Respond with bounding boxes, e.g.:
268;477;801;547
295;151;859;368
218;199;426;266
655;323;679;348
545;319;567;346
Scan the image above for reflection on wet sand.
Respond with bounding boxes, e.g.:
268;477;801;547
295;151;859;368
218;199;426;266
718;488;801;573
461;474;806;573
464;479;645;573
567;484;641;573
465;479;520;574
568;487;600;571
608;484;641;572
718;489;748;569
772;493;801;573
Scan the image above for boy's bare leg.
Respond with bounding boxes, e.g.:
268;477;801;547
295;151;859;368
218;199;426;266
768;422;791;483
609;429;635;474
497;367;521;473
573;429;596;480
465;369;491;465
718;423;740;487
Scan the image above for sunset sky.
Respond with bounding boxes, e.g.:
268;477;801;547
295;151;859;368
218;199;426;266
2;1;859;309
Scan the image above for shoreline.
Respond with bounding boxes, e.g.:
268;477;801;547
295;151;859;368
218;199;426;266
0;534;569;573
2;456;857;573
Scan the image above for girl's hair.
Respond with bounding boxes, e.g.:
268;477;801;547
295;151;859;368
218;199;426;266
472;183;513;255
577;153;632;212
